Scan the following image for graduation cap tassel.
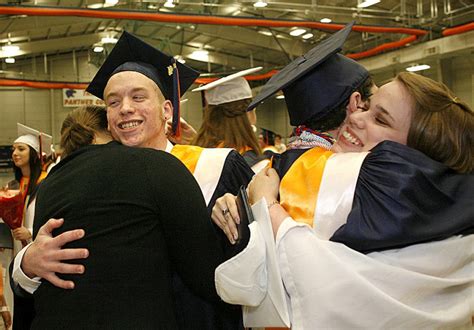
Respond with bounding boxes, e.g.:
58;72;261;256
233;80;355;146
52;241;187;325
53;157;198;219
171;58;181;138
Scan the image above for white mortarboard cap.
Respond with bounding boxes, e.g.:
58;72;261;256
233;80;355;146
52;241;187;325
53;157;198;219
14;123;53;155
192;67;262;106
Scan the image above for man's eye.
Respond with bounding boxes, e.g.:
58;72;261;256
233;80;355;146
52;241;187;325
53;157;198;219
375;117;388;126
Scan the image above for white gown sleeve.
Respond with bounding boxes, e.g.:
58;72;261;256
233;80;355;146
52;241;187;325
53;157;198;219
12;243;42;294
276;220;474;329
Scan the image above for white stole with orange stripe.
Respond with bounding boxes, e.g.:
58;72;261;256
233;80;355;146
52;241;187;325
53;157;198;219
170;143;232;206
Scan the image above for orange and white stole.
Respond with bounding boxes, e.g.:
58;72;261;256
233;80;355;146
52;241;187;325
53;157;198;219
171;144;232;206
280;150;369;236
279;147;333;228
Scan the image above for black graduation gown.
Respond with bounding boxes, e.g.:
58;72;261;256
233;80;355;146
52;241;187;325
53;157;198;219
330;141;474;252
173;150;253;330
273;141;473;253
30;142;224;329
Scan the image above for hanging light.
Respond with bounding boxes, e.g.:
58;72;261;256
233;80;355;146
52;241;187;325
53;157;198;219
188;49;209;62
254;0;267;8
357;0;381;8
101;36;118;44
5;57;15;64
406;64;431;72
320;18;332;23
174;55;186;63
290;28;306;37
164;0;176;8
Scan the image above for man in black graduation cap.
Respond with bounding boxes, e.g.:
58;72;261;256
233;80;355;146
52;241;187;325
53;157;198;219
13;31;253;330
213;21;472;258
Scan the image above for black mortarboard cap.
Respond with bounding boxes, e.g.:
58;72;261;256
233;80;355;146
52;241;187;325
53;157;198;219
86;31;200;136
248;22;369;126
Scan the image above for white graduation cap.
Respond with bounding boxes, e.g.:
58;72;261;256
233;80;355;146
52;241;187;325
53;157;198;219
192;67;263;106
14;123;53;156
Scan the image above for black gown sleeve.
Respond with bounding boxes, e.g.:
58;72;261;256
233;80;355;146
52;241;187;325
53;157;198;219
143;150;224;303
207;150;254;213
330;141;474;253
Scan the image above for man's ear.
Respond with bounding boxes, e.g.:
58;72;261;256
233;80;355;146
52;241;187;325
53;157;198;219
162;100;173;121
347;91;362;114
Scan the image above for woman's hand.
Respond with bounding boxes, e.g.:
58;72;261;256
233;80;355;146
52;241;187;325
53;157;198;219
1;309;11;329
12;226;32;241
212;193;240;245
248;168;280;205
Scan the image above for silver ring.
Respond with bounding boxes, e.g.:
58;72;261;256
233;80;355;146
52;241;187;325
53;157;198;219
222;208;229;216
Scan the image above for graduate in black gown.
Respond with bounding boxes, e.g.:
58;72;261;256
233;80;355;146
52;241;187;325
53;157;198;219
213;22;473;328
12;32;252;330
28;106;225;329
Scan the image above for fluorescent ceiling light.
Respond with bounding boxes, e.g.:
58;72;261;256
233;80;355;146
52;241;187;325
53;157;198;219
87;3;104;8
357;0;381;8
104;0;118;5
406;64;430;72
254;0;267;8
2;45;19;52
276;94;285;99
101;36;118;44
258;30;273;36
320;18;332;23
174;55;186;64
164;0;175;8
93;46;104;53
290;28;306;37
188;50;209;62
5;57;15;64
302;33;313;39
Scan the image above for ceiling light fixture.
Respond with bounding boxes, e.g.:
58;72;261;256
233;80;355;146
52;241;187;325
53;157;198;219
101;36;118;44
87;3;104;8
258;30;273;36
320;18;332;23
164;0;176;8
406;64;431;72
93;45;104;53
276;94;285;99
253;0;267;8
174;55;186;64
302;33;313;39
104;0;118;6
357;0;381;8
2;45;19;53
5;57;15;64
290;28;306;37
188;49;209;62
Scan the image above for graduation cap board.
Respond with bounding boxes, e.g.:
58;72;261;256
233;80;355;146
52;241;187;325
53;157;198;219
14;123;53;156
248;21;369;126
86;31;200;136
192;67;262;106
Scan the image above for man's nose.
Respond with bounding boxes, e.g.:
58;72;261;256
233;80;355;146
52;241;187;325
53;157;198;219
120;98;135;114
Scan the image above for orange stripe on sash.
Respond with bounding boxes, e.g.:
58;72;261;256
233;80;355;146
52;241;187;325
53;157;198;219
170;144;204;174
279;147;333;227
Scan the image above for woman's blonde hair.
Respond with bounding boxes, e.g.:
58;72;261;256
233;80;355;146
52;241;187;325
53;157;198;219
60;106;109;157
397;72;473;173
192;99;262;155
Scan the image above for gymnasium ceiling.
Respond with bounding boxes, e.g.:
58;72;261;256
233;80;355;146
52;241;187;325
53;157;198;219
0;0;472;82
